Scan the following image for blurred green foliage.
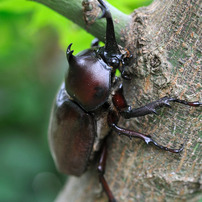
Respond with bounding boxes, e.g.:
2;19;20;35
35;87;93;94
0;0;152;201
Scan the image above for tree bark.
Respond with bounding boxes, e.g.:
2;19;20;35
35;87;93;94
34;0;201;201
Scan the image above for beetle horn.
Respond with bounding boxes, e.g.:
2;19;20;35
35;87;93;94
66;43;74;61
98;0;120;55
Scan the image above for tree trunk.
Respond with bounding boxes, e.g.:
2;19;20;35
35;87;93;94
34;0;201;201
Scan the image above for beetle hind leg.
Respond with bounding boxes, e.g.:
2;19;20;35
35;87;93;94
97;140;117;202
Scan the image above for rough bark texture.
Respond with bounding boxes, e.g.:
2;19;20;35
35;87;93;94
38;0;202;201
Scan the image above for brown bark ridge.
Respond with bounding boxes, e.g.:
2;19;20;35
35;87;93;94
44;0;201;201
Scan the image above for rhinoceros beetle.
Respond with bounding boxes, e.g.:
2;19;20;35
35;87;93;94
48;0;201;201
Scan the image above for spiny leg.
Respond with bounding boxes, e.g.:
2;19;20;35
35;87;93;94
111;85;201;152
122;96;201;119
97;139;116;202
108;110;184;153
112;84;201;119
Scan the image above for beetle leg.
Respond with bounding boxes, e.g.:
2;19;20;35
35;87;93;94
107;110;184;153
121;97;201;119
111;85;201;153
112;84;201;119
98;140;116;202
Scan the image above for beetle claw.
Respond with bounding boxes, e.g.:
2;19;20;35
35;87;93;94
151;109;158;115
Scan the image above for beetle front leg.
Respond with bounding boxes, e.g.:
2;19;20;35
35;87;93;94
113;84;201;119
98;140;116;202
107;110;184;153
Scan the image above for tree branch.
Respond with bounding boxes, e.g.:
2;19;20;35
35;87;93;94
32;0;131;45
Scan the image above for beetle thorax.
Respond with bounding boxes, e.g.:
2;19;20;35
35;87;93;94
65;50;111;112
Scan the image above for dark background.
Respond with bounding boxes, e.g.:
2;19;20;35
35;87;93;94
0;0;152;201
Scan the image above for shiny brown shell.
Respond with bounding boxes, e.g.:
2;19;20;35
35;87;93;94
65;49;111;111
48;83;95;176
